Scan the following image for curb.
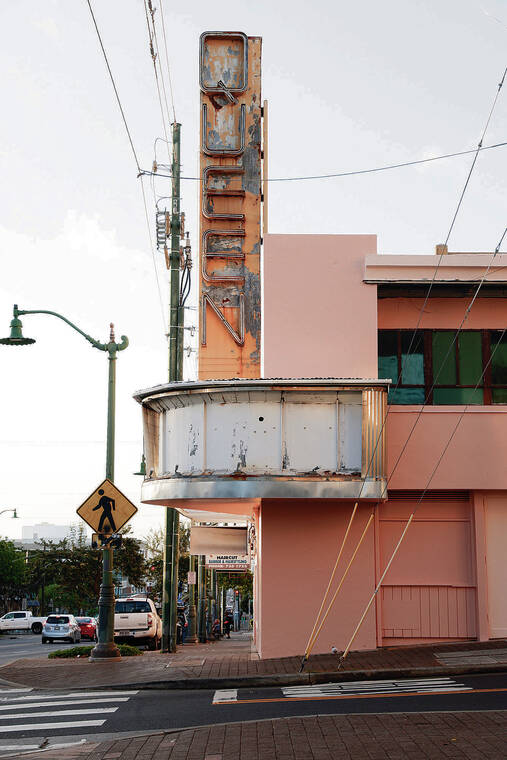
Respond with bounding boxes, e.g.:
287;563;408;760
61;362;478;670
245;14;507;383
11;661;503;692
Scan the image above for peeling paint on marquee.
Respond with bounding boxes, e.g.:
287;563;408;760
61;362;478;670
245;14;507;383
199;31;262;379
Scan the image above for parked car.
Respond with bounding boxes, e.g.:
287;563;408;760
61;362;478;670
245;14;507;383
42;614;81;644
75;616;97;641
0;611;46;635
114;597;161;649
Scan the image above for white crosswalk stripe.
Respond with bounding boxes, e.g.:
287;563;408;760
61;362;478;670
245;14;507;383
0;687;138;747
282;677;472;698
213;689;238;704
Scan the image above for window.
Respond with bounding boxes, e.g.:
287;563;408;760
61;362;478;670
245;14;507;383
13;613;26;619
46;615;70;624
115;601;151;614
378;330;507;405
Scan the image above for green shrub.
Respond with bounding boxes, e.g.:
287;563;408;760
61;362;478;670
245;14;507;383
48;644;142;659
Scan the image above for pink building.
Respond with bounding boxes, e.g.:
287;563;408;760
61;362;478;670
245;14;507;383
136;234;507;659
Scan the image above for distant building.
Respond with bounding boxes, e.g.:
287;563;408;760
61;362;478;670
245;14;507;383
22;523;72;543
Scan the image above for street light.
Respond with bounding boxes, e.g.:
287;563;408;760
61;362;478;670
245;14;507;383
0;304;128;660
0;509;18;518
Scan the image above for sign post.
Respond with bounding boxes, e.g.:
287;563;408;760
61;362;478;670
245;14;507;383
77;478;137;661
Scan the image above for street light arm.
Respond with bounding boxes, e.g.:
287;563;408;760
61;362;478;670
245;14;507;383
13;306;122;352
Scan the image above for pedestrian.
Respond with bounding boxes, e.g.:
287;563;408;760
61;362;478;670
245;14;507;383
223;616;231;638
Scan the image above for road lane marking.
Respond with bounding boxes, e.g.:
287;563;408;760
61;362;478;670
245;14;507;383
213;689;238;704
0;707;119;719
0;720;105;733
213;687;507;705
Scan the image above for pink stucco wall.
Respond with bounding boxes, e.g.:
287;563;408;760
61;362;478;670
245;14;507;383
379;297;507;329
263;234;378;378
258;499;376;659
386;407;507;490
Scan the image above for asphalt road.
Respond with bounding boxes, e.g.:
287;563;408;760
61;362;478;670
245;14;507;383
0;672;506;756
0;634;94;667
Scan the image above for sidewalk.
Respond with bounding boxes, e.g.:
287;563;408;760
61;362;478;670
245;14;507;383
8;712;507;760
1;633;507;691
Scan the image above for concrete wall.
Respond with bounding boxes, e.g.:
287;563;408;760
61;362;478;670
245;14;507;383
258;499;376;659
263;234;378;378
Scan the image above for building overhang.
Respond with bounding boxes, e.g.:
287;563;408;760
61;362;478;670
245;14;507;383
134;378;389;504
364;253;507;285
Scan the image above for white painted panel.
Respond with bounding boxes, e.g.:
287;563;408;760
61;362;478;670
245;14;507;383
206;401;281;473
165;403;205;475
283;401;337;472
339;397;362;472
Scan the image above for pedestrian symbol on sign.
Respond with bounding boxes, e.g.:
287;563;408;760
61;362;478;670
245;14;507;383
92;489;116;533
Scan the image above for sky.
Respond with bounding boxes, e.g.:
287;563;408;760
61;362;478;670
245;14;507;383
0;0;505;540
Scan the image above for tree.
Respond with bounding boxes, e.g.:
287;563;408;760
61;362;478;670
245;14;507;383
144;523;190;600
25;531;147;615
0;539;26;613
217;571;253;612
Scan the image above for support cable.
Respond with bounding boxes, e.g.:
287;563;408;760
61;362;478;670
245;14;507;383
300;221;506;665
302;510;374;668
378;224;507;501
351;66;507;506
299;502;358;672
338;325;506;666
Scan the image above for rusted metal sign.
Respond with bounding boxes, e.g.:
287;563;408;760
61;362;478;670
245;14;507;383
199;31;262;379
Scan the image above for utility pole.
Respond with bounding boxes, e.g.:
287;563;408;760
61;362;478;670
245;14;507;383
161;122;183;653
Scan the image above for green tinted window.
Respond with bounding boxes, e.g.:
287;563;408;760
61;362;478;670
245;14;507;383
401;331;424;384
378;331;398;383
492;388;507;403
491;331;507;384
433;388;484;405
389;387;425;404
458;332;482;385
432;332;456;385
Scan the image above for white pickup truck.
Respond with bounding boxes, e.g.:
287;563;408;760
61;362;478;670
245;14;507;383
114;597;162;650
0;610;47;634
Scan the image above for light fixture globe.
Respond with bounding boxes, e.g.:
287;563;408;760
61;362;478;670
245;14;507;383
0;316;35;346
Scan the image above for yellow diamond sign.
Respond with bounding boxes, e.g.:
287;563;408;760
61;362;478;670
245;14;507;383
76;479;138;535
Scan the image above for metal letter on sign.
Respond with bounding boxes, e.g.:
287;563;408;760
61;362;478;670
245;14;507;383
76;479;138;536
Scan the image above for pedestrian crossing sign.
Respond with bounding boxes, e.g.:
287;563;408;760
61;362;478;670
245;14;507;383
76;479;138;535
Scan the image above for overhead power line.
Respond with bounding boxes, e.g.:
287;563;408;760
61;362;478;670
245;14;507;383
141;140;507;182
158;0;177;123
85;0;167;336
85;0;141;173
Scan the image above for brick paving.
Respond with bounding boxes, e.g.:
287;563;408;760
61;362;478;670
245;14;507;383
1;635;507;690
8;712;507;759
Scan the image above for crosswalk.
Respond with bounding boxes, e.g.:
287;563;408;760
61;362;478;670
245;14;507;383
212;676;473;704
0;687;138;753
282;677;473;699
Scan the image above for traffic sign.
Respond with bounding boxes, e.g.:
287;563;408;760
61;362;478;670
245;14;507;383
77;479;137;535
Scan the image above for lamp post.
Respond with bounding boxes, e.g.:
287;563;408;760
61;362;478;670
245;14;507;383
0;304;128;660
0;509;18;518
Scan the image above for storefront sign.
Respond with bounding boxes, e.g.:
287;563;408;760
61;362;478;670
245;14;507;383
205;554;250;571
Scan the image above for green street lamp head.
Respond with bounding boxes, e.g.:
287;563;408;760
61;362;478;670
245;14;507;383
13;509;18;519
0;311;35;346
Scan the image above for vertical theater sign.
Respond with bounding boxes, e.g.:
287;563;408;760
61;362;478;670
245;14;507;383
199;32;262;379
